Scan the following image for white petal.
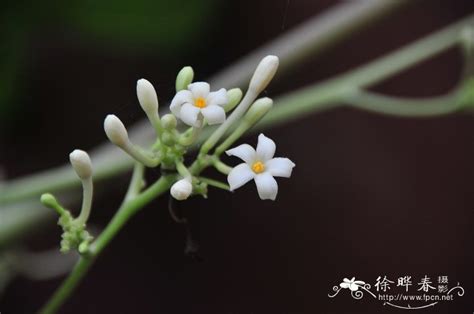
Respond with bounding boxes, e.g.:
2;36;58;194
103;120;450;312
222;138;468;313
354;280;365;285
256;133;276;161
254;172;278;200
207;88;228;107
188;82;210;98
180;103;201;127
227;163;255;191
265;158;295;178
349;283;359;291
340;283;350;289
170;90;193;117
343;278;351;283
226;144;256;164
201;105;226;125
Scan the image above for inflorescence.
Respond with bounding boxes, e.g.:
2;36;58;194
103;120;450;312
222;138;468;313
41;55;295;255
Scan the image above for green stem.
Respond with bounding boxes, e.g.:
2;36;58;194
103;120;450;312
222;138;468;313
1;13;473;249
175;161;192;178
0;4;447;207
256;14;473;129
76;177;93;226
345;89;463;117
198;176;230;191
38;255;94;314
92;175;175;254
38;174;176;314
178;127;202;146
212;159;232;175
124;163;145;201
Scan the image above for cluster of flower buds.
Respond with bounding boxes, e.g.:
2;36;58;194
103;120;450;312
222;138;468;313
39;55;296;255
41;150;94;254
102;55;295;202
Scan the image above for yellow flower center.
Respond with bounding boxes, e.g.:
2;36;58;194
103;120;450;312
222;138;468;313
194;97;207;108
251;161;265;174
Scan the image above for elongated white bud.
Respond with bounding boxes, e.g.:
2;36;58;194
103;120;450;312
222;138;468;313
243;97;273;124
104;114;129;147
137;79;159;116
248;55;279;95
104;114;160;167
170;177;192;201
199;55;278;155
69;149;93;180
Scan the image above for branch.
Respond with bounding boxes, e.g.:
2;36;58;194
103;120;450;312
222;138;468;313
344;89;463;117
0;0;410;206
38;174;176;314
3;7;473;251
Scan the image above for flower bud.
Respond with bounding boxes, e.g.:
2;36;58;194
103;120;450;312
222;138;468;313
243;97;273;125
248;55;279;95
78;241;89;254
176;66;194;92
170;178;192;201
137;79;159;115
104;114;129;147
161;113;177;130
69;149;93;180
41;193;65;215
41;193;59;209
223;88;243;112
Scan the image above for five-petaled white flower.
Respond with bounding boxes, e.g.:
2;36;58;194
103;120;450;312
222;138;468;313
340;278;365;291
170;82;228;127
226;134;295;200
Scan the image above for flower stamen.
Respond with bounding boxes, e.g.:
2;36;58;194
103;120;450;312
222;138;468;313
251;161;265;174
195;97;207;108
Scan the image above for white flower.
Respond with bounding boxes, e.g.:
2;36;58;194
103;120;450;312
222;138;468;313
340;278;365;291
226;134;295;201
170;177;193;200
170;82;228;127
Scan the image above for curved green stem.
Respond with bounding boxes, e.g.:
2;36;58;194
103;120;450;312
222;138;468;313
198;176;230;191
175;161;192;178
124;163;145;201
38;174;177;314
256;14;474;129
2;11;470;208
76;177;93;226
38;255;93;314
345;89;463;117
1;13;473;251
178;127;202;146
212;159;232;175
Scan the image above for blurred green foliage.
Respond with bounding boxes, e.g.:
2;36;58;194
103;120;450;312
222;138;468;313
0;0;219;123
61;0;219;52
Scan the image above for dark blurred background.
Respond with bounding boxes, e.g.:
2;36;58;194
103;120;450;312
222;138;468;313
1;0;474;313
